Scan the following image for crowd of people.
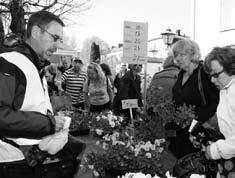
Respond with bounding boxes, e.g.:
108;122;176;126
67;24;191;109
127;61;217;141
1;9;235;178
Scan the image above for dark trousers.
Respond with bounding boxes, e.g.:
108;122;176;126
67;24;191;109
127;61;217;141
90;101;111;113
0;151;79;178
0;160;34;178
72;102;85;109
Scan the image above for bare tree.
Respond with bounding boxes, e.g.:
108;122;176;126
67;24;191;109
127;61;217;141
80;36;111;65
0;15;4;44
0;0;92;40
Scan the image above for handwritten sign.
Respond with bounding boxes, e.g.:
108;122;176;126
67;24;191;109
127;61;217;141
121;99;138;109
123;21;148;64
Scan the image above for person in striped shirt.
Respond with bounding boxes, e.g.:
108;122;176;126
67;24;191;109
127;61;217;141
61;57;87;109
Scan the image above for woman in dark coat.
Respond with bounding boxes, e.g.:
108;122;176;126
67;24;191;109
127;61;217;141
171;39;219;159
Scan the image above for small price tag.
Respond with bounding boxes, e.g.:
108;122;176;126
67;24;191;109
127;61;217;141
121;99;138;109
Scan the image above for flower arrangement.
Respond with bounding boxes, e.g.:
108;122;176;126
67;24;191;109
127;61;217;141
84;130;167;178
118;171;176;178
89;110;124;136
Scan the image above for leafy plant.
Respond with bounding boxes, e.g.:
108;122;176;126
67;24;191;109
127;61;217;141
69;112;93;131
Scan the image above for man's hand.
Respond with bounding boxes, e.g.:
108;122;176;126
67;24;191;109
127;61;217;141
54;116;66;132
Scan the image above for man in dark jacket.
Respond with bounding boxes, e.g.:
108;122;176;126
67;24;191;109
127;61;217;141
0;11;84;178
113;64;143;120
146;56;179;112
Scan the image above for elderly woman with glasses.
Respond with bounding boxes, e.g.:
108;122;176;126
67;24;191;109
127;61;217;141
202;46;235;177
170;39;219;159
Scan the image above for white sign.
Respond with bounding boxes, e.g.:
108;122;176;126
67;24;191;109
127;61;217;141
123;21;148;64
121;99;138;109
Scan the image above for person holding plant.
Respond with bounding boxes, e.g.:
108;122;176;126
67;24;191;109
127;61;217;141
200;46;235;177
84;62;113;113
171;39;219;159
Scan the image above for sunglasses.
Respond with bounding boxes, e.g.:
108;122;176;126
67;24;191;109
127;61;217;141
210;70;224;78
38;26;63;43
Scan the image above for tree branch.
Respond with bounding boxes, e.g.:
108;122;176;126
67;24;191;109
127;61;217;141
0;2;9;8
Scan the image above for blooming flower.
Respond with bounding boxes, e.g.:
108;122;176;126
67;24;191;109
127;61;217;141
145;152;152;158
96;115;101;121
95;129;103;135
88;165;94;169
93;170;100;177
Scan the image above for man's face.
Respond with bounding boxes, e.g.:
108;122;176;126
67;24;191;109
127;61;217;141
37;21;63;60
136;64;143;73
210;60;231;90
73;61;83;71
121;65;127;72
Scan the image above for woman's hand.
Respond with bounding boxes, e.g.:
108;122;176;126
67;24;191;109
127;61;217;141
189;134;201;148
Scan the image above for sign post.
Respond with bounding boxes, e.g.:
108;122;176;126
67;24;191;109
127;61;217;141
121;99;138;139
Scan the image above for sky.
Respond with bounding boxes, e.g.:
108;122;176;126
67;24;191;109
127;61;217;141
64;0;192;48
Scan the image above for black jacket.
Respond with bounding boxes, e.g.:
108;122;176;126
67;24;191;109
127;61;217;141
0;42;55;139
172;63;219;122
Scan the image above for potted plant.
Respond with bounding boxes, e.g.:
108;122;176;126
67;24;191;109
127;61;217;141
88;110;124;137
69;111;94;136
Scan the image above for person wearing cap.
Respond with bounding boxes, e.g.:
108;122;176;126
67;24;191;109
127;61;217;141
61;57;87;109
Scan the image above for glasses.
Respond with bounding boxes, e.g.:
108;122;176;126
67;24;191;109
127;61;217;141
210;70;224;78
38;26;63;43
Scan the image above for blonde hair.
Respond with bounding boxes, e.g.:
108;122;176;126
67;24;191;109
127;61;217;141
171;39;201;64
87;62;106;85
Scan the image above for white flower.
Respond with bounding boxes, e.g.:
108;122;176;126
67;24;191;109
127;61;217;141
88;165;94;169
95;129;103;135
93;170;100;177
145;152;152;158
103;134;111;141
134;147;140;156
95;141;100;145
157;147;164;153
102;142;108;150
119;172;161;178
101;115;107;119
109;121;115;128
119;116;124;122
165;171;177;178
96;116;101;121
154;138;165;146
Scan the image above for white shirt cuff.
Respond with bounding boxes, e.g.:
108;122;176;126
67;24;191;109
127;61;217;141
210;142;222;160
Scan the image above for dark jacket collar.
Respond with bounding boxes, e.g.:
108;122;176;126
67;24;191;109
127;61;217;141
0;41;50;71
